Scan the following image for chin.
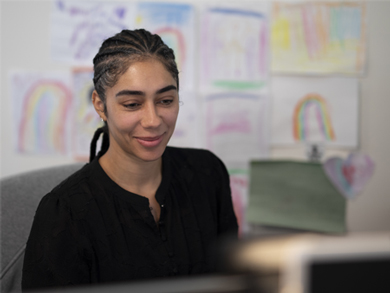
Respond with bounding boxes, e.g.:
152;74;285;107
136;147;167;163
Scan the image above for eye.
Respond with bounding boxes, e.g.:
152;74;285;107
124;102;142;110
158;99;174;106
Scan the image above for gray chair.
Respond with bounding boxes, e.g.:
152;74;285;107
1;163;84;292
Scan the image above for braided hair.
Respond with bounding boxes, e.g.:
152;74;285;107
89;29;179;162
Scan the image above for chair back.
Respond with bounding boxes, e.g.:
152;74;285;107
0;163;84;292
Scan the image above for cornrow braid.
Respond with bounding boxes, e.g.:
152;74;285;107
93;29;179;93
90;29;179;161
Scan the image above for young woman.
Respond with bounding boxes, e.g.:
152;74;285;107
22;29;238;290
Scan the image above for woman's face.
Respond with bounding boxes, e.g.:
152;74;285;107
93;58;179;163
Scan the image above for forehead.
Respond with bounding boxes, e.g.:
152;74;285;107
118;59;176;87
104;59;178;99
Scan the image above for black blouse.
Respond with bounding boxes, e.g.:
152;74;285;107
22;147;238;290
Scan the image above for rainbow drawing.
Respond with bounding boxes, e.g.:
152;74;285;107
154;27;186;73
18;80;72;154
293;93;336;141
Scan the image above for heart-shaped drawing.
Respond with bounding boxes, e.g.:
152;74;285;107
323;153;375;199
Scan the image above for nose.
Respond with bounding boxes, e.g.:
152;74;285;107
141;102;162;129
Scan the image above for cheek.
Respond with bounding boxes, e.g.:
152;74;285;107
165;108;179;126
109;111;139;132
120;116;140;131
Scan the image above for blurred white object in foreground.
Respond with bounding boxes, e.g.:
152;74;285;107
230;232;390;293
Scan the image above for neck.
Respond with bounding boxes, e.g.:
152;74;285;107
99;147;162;197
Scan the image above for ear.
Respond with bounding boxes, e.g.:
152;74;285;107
92;90;107;121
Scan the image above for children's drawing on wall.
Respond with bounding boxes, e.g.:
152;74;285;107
200;6;269;91
10;71;73;156
323;152;375;200
271;76;359;147
168;92;201;149
229;170;249;237
51;0;136;65
271;1;366;74
135;2;195;91
203;92;270;164
293;93;336;144
72;68;103;160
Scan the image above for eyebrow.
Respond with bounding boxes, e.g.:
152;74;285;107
156;85;177;94
115;85;177;97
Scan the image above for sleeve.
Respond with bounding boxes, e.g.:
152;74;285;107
213;154;239;238
22;191;91;291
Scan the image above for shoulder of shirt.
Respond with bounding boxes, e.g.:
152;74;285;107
40;162;93;205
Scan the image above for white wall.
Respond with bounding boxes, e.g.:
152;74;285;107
1;0;389;232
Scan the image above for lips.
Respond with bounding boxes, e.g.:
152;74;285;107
135;134;164;148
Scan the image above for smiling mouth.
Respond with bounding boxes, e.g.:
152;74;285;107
135;134;165;147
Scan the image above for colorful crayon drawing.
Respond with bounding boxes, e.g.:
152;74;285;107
168;92;201;149
271;76;358;147
72;68;103;160
154;27;186;73
229;170;249;237
323;153;375;199
293;93;336;142
51;0;136;65
201;6;269;90
204;92;269;163
271;1;366;74
11;72;73;155
135;2;195;91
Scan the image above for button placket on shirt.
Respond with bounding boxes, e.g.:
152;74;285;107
158;204;178;275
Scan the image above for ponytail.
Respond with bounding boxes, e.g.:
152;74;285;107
89;123;109;162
